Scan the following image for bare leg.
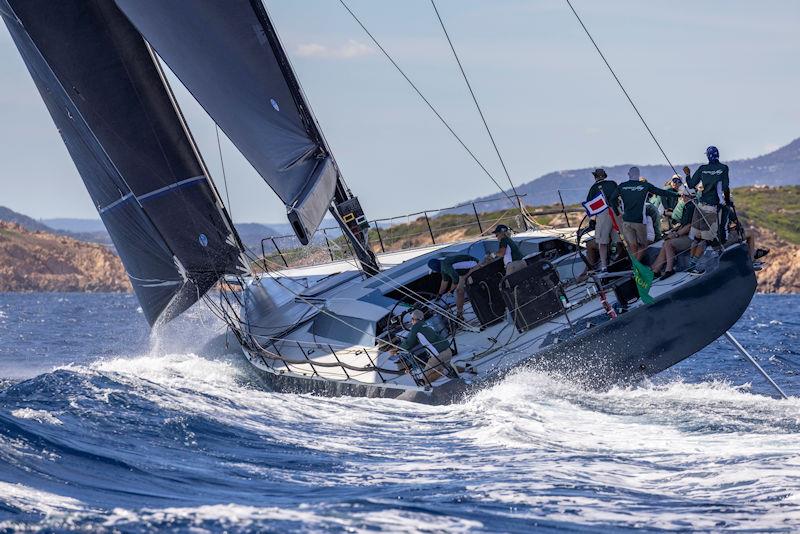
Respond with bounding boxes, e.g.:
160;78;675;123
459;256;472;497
651;245;668;274
665;242;677;271
689;241;708;268
599;244;609;269
423;349;453;382
747;235;756;261
455;276;467;316
628;241;644;261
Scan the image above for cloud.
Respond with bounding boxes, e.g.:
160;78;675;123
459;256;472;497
294;39;374;60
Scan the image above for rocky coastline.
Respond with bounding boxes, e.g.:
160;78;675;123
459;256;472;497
0;205;797;294
0;221;129;292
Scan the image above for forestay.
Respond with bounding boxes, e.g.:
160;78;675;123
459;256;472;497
115;0;339;244
1;0;245;326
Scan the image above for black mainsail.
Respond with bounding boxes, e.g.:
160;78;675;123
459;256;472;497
113;0;379;276
113;0;339;245
1;0;246;325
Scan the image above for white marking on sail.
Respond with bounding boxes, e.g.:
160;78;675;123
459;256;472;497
99;193;134;214
173;256;188;282
136;175;205;202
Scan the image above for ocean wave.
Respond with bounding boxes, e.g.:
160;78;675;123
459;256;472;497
2;351;799;531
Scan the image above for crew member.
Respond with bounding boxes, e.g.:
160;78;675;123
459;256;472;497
614;167;678;260
683;145;732;274
491;224;525;274
662;175;683;221
428;254;479;318
651;187;696;279
390;309;454;382
585;168;619;272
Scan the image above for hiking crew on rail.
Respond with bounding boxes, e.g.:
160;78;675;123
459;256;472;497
580;145;752;276
585;168;620;272
683;145;731;274
613;166;678;261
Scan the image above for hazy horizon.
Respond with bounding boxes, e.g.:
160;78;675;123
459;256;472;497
1;0;798;224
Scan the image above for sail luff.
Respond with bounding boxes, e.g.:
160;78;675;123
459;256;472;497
146;42;248;262
2;0;245;325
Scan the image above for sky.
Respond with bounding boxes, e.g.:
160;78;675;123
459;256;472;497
1;0;798;224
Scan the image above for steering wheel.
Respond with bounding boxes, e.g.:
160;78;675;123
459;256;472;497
389;290;453;333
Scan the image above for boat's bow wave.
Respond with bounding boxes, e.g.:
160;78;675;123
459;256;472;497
1;352;799;531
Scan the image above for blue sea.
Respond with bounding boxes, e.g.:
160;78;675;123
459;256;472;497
0;293;799;532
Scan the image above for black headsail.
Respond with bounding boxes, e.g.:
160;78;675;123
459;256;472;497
114;0;379;273
1;0;247;326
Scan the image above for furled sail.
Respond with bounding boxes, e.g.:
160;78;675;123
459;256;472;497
114;0;339;244
1;0;246;326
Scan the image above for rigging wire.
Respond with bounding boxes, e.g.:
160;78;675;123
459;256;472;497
563;0;679;176
215;125;233;217
337;0;518;209
429;0;520;202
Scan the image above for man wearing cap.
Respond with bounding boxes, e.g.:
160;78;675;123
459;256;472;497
390;309;454;382
683;145;732;274
650;186;696;280
490;224;525;274
585;168;619;272
662;175;683;222
616;166;679;260
428;254;479;318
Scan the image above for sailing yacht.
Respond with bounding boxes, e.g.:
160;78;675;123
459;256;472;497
2;0;757;404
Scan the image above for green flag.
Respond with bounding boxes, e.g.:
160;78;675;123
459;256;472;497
629;253;655;304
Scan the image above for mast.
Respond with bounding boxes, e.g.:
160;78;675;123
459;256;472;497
248;0;379;275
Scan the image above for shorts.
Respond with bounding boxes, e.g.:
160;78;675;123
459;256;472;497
622;221;648;247
691;204;719;242
666;235;692;253
594;210;615;245
423;348;454;373
505;259;527;275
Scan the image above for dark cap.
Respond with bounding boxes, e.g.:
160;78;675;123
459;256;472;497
592;168;607;179
492;224;510;234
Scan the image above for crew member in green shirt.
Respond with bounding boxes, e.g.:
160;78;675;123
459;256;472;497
612;167;678;260
390;309;454;382
650;187;696;279
491;224;525;274
428;253;479;319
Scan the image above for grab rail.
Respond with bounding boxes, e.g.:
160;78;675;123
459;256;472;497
254;192;584;271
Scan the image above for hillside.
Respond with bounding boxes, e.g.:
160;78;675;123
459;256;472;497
0;206;52;233
0;187;796;294
465;137;800;212
734;186;800;294
0;221;129;292
283;187;797;293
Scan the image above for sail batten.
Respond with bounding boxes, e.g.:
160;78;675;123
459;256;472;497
114;0;339;242
2;0;245;325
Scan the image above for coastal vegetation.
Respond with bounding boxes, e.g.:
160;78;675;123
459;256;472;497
0;186;797;293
